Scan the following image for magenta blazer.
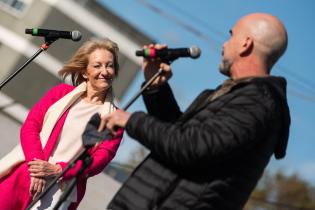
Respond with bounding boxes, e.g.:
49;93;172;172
0;84;123;210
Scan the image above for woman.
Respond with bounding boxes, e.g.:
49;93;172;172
0;38;123;209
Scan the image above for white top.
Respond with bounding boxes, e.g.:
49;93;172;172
33;98;103;209
49;98;103;164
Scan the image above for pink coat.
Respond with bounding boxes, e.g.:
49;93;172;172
0;84;123;210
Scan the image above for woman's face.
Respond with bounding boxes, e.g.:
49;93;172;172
84;48;115;93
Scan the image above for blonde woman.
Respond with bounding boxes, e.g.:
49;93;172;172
0;38;123;210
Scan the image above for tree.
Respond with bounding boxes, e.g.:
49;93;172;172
245;170;315;210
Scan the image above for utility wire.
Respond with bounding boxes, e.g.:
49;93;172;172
159;0;228;40
277;64;315;95
135;0;315;102
160;0;315;95
288;88;315;102
156;0;315;97
136;0;221;52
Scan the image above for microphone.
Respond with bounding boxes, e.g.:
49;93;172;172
25;28;82;42
135;46;201;61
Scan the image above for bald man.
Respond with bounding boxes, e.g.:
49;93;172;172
103;13;290;210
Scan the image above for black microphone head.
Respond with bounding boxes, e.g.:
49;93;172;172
71;30;82;42
189;45;201;59
25;28;32;34
135;50;144;56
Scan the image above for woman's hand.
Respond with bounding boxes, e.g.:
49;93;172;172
28;158;62;178
29;176;46;200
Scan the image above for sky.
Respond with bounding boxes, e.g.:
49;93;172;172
98;0;315;184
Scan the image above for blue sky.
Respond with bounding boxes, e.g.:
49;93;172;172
98;0;315;184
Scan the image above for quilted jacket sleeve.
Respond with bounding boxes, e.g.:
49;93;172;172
142;83;182;122
126;82;275;170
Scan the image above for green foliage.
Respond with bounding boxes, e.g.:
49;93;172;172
245;170;315;210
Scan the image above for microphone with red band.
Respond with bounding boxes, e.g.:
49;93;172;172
136;46;201;61
25;28;82;42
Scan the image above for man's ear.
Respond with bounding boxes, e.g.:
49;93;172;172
239;36;253;57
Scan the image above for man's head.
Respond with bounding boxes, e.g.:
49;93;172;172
219;13;288;79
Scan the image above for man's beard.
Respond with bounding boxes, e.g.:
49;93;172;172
219;58;232;77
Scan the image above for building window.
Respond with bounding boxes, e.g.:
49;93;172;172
0;0;32;17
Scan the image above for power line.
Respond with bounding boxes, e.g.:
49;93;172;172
136;0;221;52
286;78;315;96
156;0;315;97
288;88;315;102
158;0;315;96
159;0;228;40
135;0;315;103
277;64;315;95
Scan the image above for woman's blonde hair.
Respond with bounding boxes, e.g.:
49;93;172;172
58;38;119;86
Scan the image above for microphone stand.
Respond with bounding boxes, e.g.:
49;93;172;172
123;67;164;110
26;67;165;210
0;37;58;90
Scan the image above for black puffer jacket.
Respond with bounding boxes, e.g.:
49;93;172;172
108;76;290;210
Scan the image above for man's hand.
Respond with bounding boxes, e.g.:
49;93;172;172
143;44;173;87
99;110;131;136
29;176;46;200
28;158;62;178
